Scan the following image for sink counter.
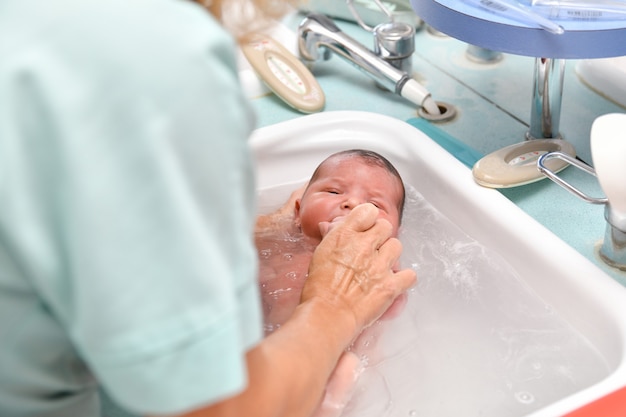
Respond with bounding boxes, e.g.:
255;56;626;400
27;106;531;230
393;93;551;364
249;12;626;286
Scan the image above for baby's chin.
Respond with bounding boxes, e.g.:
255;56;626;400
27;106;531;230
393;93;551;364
318;216;347;238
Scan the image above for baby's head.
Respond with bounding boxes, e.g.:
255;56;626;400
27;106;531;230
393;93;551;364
295;149;405;243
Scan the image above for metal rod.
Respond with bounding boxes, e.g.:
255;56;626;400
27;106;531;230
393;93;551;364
527;58;565;140
537;151;608;205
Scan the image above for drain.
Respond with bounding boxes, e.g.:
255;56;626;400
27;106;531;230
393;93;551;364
418;101;456;122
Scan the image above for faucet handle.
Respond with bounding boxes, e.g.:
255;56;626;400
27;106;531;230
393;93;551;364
591;113;626;230
346;0;393;33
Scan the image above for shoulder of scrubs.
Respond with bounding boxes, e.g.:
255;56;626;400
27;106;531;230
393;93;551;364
0;0;262;415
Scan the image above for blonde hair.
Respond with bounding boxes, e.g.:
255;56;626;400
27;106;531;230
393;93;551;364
197;0;302;40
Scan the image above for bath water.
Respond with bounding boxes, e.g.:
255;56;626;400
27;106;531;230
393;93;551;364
256;183;610;417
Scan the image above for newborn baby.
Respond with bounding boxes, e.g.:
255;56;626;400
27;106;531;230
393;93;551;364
255;149;408;416
255;149;406;332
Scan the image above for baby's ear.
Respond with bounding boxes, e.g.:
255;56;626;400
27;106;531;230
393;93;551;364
294;199;302;224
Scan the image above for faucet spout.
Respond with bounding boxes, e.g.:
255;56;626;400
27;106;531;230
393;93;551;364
297;14;440;114
298;13;405;93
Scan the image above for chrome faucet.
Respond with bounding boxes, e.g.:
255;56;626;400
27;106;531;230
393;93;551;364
297;13;440;114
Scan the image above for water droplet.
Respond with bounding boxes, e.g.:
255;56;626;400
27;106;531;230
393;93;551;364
264;323;281;333
268;287;293;299
515;391;535;404
359;354;369;367
408;410;418;416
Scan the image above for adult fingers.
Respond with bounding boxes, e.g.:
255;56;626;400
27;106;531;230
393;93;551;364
332;203;379;234
325;204;395;255
376;237;403;269
392;268;418;294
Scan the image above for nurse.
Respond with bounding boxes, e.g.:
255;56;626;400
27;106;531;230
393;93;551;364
0;0;416;417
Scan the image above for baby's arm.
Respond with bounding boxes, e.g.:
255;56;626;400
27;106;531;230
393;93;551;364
255;185;306;235
255;184;309;334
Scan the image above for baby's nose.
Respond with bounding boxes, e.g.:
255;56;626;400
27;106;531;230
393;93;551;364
341;196;362;210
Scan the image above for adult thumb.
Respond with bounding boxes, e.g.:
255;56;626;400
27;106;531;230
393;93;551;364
338;203;379;233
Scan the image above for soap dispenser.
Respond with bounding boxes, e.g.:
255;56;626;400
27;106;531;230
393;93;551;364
591;113;626;269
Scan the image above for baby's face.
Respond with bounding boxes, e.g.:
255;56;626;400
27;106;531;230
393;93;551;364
295;156;403;242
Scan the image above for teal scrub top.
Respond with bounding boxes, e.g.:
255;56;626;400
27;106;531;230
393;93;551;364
0;0;263;416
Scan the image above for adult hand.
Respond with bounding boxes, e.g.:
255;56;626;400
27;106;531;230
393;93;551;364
301;203;417;335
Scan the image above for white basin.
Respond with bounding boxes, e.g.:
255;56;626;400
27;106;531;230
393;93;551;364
576;57;626;109
250;111;626;417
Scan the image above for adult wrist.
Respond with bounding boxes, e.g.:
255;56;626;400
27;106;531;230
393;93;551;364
295;296;360;350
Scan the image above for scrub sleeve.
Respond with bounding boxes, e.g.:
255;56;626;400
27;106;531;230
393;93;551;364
0;0;263;416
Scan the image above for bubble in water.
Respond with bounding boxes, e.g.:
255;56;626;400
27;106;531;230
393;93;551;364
515;391;535;404
285;271;297;280
282;253;293;261
409;410;418;416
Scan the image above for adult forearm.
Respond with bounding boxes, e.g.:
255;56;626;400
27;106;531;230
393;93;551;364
175;298;356;417
246;298;357;417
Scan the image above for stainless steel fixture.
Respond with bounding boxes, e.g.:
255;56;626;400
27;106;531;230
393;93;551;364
297;13;439;113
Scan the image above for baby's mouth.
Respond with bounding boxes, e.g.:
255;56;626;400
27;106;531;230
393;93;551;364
318;216;347;237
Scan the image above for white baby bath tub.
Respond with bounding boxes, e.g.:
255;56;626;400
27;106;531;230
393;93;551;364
249;111;626;417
